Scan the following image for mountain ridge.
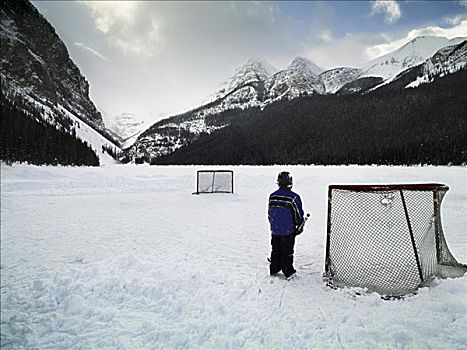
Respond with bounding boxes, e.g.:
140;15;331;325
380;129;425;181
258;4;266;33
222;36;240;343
126;35;466;163
152;69;467;166
361;36;466;80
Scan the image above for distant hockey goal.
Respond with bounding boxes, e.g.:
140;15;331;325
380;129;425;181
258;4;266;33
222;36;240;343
325;184;466;296
194;170;234;194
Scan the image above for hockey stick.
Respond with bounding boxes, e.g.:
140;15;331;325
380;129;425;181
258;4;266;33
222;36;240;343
295;213;310;236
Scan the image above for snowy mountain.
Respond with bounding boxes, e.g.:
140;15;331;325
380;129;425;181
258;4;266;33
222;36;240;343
204;57;327;112
406;40;467;88
125;57;329;161
342;40;467;94
267;57;325;99
361;36;466;80
338;38;467;94
209;59;277;104
125;35;466;163
318;67;363;94
107;113;146;141
1;0;120;164
288;56;323;76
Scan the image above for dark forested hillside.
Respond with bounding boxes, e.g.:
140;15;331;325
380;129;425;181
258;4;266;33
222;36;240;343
0;97;99;166
154;70;467;165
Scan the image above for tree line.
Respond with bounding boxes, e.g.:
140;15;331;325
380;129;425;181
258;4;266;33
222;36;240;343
153;70;467;165
1;95;99;166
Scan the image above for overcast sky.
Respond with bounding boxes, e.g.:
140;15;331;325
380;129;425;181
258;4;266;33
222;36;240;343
32;1;467;126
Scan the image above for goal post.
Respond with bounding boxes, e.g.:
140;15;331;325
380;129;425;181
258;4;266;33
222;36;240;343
194;170;234;194
325;183;466;296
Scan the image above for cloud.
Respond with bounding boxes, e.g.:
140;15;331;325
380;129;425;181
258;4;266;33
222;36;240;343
74;1;303;121
305;32;389;69
81;1;160;56
73;42;107;60
79;1;294;61
459;1;467;8
81;1;137;33
443;14;467;26
305;17;467;69
363;20;467;60
319;30;333;43
371;0;402;24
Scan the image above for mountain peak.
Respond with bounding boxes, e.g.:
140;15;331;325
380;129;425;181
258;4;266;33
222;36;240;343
399;35;449;53
288;56;323;76
241;59;277;77
362;35;459;80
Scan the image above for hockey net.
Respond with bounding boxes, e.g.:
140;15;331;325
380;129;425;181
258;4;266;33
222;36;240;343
325;184;466;296
194;170;234;194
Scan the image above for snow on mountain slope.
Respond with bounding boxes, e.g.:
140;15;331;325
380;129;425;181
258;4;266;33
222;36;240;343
107;112;147;146
206;57;325;110
289;56;323;76
1;0;120;164
361;36;466;80
267;57;325;99
182;59;279;126
55;104;121;165
363;40;467;92
3;81;120;165
406;40;467;88
1;0;105;131
319;67;363;94
125;57;327;161
208;59;277;103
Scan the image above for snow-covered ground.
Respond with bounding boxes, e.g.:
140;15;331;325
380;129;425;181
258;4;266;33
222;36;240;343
1;164;466;349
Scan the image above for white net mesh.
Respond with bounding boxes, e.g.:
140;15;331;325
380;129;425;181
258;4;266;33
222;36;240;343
325;184;466;296
196;171;233;194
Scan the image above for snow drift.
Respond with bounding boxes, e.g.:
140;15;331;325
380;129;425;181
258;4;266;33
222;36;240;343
1;164;466;349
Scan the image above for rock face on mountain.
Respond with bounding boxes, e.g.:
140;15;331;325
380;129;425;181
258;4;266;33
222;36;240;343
205;57;326;113
319;67;362;94
1;0;112;143
267;57;325;99
405;40;467;88
428;40;467;71
209;59;276;104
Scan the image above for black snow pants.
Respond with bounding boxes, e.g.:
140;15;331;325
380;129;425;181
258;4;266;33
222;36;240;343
269;234;296;278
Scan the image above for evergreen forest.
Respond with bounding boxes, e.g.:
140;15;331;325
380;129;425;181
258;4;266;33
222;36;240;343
1;96;99;166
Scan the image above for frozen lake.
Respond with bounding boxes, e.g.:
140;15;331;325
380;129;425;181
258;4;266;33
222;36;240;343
1;164;466;349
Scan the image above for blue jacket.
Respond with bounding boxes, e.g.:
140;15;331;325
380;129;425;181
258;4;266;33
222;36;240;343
268;187;304;236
